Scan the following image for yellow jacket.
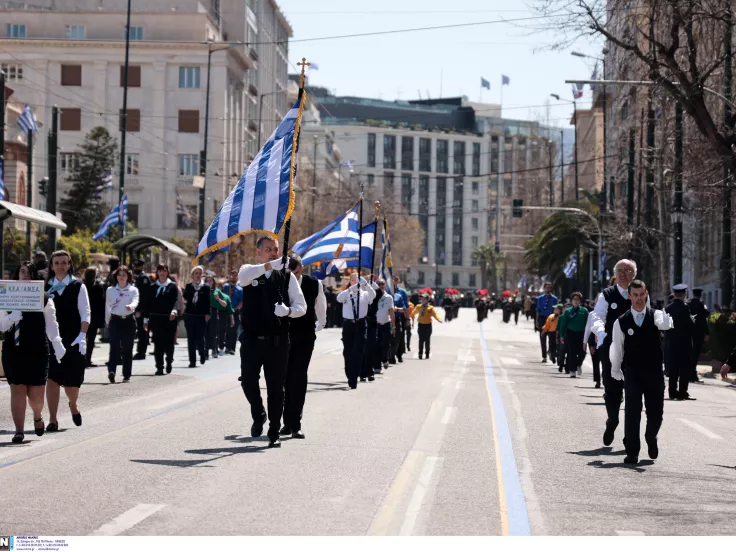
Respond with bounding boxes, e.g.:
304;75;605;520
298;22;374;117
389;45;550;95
542;313;560;333
412;304;442;324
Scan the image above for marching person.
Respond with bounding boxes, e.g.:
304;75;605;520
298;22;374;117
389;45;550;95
149;264;179;375
590;259;646;446
374;278;395;372
536;282;559;363
609;280;673;464
238;236;307;448
281;254;326;439
105;265;139;383
83;267;105;368
132;260;153;361
183;266;211;368
584;296;602;388
205;275;234;359
689;288;709;384
223;269;244;355
411;292;443;359
391;280;408;364
405;296;414;353
559;292;589;378
665;284;696;400
45;250;91;432
361;277;383;382
338;272;376;389
2;262;66;443
541;303;562;366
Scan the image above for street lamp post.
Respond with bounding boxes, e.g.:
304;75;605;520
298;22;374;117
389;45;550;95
118;0;133;237
550;94;580;201
256;90;282;150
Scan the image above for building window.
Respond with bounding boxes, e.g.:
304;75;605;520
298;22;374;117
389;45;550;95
436;272;442;286
66;25;86;39
367;133;376;168
504;148;513;173
472;199;479;212
0;63;23;82
179;154;200;177
453;179;464;266
120;65;141;87
437;140;448;173
179;67;201;89
472;218;479;230
491;146;499;173
61;64;82;86
127;204;139;226
436;176;446;266
472;142;481;176
120;109;140;132
401;136;414;171
503;177;512;197
60;108;82;131
367;174;375;186
60;153;79;178
6;24;26;38
125;153;140;175
419;138;431;171
469;273;476;287
452;273;459;286
178;110;200;133
401;174;412;209
472;236;479;248
383;172;394;199
453;141;466;174
129;26;144;41
472;181;479;195
383;135;396;169
417;271;425;285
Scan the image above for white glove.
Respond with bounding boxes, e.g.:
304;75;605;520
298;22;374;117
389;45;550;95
52;340;66;362
350;284;360;292
268;258;285;271
7;310;22;323
611;365;624;381
372;281;379;290
359;277;368;287
274;303;290;318
315;321;323;332
71;332;87;356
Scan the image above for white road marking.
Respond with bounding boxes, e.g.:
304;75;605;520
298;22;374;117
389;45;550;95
441;407;457;424
90;504;166;536
679;418;723;440
615;530;646;536
147;393;204;411
499;357;521;366
458;354;476;362
399;456;441;536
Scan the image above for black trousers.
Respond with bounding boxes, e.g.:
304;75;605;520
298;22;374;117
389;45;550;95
150;315;177;369
542;333;557;362
405;322;412;350
591;348;601;383
378;323;392;364
601;344;624;432
391;315;406;361
624;374;664;458
226;310;241;352
342;320;367;387
691;333;706;380
208;308;229;353
418;324;433;356
86;321;101;365
240;334;289;440
185;314;207;364
668;352;691;398
362;319;378;379
135;313;149;356
538;315;550;358
108;316;136;379
565;330;585;373
284;335;315;431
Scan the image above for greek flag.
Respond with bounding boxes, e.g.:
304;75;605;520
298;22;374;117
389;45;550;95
17;105;39;135
311;223;376;279
563;254;578;279
193;90;307;263
95;170;113;195
599;249;607;278
176;193;192;228
481;77;490;90
93;194;128;240
379;219;394;296
0;158;5;201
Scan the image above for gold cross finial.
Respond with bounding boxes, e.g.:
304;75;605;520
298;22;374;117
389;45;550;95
297;58;310;87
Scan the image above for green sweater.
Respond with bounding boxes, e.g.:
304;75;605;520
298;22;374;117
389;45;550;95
210;288;234;314
558;306;589;337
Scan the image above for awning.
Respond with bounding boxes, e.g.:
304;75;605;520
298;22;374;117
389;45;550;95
0;200;67;230
112;234;189;258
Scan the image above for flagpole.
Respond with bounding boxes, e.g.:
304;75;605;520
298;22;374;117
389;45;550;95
357;183;364;279
25;129;33;259
368;201;380;282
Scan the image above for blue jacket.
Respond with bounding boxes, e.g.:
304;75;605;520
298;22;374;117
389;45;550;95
536;293;558;318
223;282;244;310
394;287;409;309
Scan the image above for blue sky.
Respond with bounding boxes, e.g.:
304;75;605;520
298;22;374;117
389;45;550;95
278;0;602;128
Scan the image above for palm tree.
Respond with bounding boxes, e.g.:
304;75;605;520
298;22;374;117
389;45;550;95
472;244;506;292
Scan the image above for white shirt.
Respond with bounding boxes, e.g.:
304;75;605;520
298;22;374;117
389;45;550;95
376;293;395;325
297;275;327;329
48;274;91;324
337;282;377;320
0;298;64;348
609;307;674;380
105;284;140;324
588;284;651;347
237;263;307;318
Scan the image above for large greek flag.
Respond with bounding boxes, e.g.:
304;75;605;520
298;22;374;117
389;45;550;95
379;219;394;295
93;194;128;241
0;157;5;201
193;91;307;263
17;105;39;135
310;221;376;279
563;254;578;279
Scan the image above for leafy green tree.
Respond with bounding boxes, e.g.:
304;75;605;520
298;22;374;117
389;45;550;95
60;126;118;235
471;244;506;293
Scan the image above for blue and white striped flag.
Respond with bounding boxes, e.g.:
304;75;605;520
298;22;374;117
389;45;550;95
563;254;578;279
17;105;39;135
0;158;5;201
379;219;394;296
95;170;113;196
599;248;607;278
93;194;128;240
193;91;307;263
292;202;368;266
310;221;376;279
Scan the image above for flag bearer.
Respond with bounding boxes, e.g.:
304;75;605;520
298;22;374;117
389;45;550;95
337;272;376;389
411;293;443;359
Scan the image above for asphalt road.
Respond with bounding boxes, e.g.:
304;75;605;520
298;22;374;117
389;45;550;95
1;308;735;536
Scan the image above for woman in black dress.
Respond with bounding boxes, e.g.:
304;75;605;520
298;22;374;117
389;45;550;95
83;267;105;367
149;264;179;375
1;262;66;443
45;250;91;432
182;265;211;368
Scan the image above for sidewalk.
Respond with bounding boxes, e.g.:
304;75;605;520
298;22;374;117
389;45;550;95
696;362;736;387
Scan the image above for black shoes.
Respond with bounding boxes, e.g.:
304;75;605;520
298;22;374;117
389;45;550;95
360;377;367;382
156;368;165;375
46;422;59;432
623;455;639;465
72;412;82;427
603;427;614;447
279;426;292;436
133;353;146;360
418;354;423;359
558;367;563;373
34;418;45;437
251;412;267;438
187;362;196;369
368;376;375;382
12;432;24;444
570;374;577;378
166;362;173;374
122;378;131;383
647;439;659;460
268;438;282;448
108;372;115;384
542;358;548;364
425;354;430;359
291;430;305;439
595;382;601;389
398;357;403;363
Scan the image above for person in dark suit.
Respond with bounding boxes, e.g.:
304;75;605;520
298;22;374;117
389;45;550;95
83;267;106;367
132;259;153;360
689;288;709;384
665;284;696;401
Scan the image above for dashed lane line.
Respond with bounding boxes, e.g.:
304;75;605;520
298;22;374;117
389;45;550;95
679;418;723;440
90;504;166;536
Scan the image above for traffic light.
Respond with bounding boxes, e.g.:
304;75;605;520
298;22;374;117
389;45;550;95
39;177;48;197
512;199;523;218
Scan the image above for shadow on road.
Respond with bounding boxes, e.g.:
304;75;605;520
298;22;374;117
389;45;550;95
131;435;267;468
568;447;627;457
707;464;736;471
583;402;607;406
588;459;655;473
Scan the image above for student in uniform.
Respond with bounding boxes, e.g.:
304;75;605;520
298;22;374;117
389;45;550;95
411;293;443;359
183;266;211;367
559;292;589;378
223;269;244;355
361;277;383;382
665;284;696;400
689;288;709;383
337;272;376;388
405;298;414;352
609;280;673;464
541;303;563;365
2;262;66;443
45;250;91;432
375;278;396;372
132;260;152;360
149;264;180;375
105;265;140;383
205;275;234;359
83;267;105;368
583;295;602;388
